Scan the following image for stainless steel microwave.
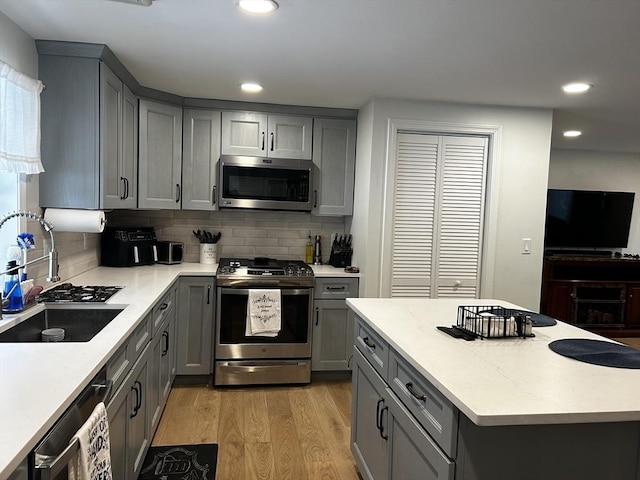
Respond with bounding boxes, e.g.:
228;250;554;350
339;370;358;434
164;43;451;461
218;155;313;212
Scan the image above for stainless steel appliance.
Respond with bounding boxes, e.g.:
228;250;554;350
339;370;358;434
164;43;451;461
218;155;313;212
100;226;157;267
29;367;112;480
215;257;314;386
156;241;184;264
36;284;122;303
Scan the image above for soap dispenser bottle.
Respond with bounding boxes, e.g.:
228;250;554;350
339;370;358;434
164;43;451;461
2;260;24;312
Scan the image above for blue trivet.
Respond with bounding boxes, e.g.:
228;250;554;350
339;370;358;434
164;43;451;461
549;339;640;369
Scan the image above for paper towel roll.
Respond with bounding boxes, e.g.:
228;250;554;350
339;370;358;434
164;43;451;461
44;208;106;233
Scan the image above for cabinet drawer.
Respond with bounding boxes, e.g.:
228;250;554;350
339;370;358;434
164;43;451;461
131;312;151;359
315;277;358;300
389;351;458;458
152;285;176;335
106;341;131;395
355;316;389;379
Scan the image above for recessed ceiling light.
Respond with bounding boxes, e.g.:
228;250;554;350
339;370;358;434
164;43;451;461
241;82;263;93
238;0;279;14
562;83;592;94
563;130;582;137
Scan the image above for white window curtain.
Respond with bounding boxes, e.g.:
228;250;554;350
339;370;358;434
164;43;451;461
0;59;45;174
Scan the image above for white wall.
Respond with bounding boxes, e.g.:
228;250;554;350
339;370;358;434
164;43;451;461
548;149;640;253
352;98;553;311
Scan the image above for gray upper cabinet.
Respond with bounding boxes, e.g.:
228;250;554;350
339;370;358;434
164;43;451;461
182;109;221;211
312;118;356;215
39;57;138;209
138;99;183;209
221;112;313;159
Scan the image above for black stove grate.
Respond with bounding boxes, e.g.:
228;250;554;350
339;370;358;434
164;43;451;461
37;283;123;303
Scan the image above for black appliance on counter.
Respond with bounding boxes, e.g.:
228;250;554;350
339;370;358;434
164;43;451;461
101;226;157;267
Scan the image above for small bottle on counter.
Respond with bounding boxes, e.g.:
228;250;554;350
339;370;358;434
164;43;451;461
2;260;24;312
314;235;322;265
305;235;314;264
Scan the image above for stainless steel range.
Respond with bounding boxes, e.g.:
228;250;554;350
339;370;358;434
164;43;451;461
215;257;314;386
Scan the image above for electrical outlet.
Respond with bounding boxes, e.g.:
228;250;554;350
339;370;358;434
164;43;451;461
522;238;532;255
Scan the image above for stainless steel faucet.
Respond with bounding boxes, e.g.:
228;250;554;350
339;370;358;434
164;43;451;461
0;211;60;318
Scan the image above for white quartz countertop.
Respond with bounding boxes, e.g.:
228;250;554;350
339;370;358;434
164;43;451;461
347;298;640;427
0;261;355;478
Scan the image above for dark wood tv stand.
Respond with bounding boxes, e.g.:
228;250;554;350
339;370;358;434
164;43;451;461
540;256;640;337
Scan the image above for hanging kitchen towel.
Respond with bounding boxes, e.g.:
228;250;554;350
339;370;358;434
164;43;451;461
68;401;112;480
245;289;281;337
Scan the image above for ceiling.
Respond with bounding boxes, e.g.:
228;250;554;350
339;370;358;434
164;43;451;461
2;0;639;153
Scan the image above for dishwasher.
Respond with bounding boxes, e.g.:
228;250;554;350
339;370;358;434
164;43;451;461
29;367;112;480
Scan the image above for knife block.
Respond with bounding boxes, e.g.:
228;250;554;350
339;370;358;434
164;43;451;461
328;244;352;268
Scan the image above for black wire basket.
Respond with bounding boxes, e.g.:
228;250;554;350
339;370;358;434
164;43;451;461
457;305;534;339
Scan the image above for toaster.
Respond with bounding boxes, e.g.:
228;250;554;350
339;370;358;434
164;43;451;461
156;241;184;264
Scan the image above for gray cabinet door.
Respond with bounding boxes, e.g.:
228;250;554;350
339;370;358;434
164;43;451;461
148;324;163;440
267;114;313;159
221;111;267;156
176;277;214;375
351;346;389;480
139;99;183;209
312;118;356;215
160;310;176;404
100;64;123;209
221;112;312;159
386;387;455;480
106;371;128;480
120;84;138;208
182;109;221;210
312;299;354;371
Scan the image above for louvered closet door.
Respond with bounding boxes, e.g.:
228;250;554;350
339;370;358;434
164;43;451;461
391;134;439;297
390;134;487;298
435;136;488;297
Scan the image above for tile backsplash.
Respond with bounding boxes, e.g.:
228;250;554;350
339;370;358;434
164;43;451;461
107;209;347;263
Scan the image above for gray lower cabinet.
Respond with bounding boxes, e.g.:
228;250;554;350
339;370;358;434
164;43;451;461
176;277;215;375
107;342;151;480
139;99;183;209
311;118;356;216
182;109;221;211
148;297;177;438
38;54;138;209
312;277;358;371
352;346;454;480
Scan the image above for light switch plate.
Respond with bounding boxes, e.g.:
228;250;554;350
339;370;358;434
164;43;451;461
522;238;532;255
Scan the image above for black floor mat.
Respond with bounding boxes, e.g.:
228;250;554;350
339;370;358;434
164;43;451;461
138;443;218;480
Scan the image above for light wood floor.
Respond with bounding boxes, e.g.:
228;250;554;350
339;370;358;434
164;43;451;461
152;379;359;480
613;337;640;349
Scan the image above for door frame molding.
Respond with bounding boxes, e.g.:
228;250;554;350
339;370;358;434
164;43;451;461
380;118;503;298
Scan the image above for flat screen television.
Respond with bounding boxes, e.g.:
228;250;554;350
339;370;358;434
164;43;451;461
544;189;635;249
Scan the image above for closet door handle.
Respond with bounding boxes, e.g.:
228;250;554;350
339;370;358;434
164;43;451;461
406;382;427;402
270;132;274;151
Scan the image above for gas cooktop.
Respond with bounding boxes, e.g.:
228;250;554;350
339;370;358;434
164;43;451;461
216;257;314;287
37;284;123;303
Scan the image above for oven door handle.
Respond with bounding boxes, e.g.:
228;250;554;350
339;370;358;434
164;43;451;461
219;288;313;296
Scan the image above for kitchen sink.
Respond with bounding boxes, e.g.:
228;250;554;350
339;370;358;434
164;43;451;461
0;304;126;343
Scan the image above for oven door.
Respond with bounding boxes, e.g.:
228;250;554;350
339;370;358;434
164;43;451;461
216;287;313;359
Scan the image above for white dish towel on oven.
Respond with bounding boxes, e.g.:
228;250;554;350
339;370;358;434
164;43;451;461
245;289;281;337
68;401;112;480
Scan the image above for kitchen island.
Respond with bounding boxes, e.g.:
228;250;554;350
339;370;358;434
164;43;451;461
347;298;640;480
